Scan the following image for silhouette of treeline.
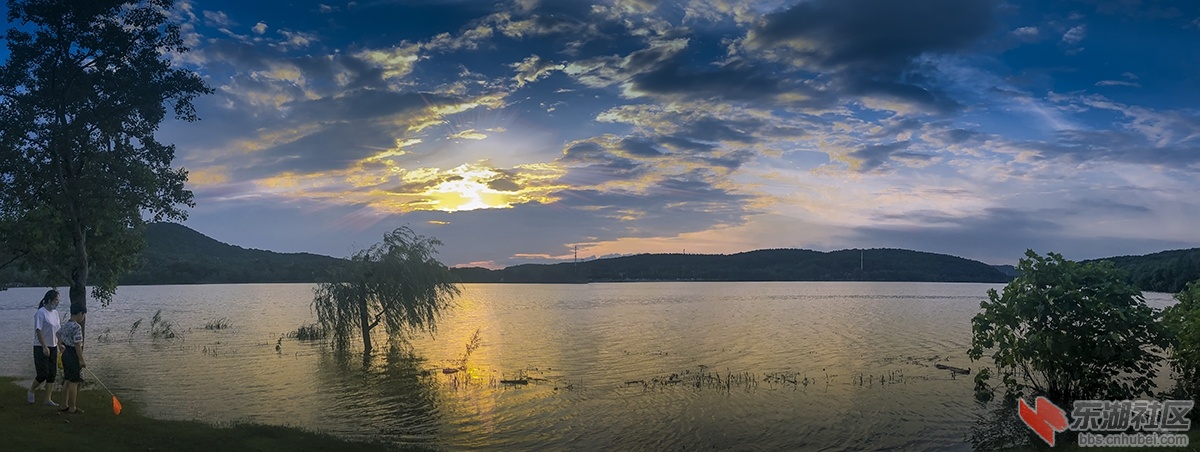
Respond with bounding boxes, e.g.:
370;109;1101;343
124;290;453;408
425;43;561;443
452;249;1010;283
6;222;1199;289
119;223;343;284
1087;248;1200;293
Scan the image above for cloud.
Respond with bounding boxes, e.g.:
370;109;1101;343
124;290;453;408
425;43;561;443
511;55;564;87
746;0;994;72
742;0;996;113
275;30;319;49
203;10;236;28
845;141;935;172
1012;26;1040;41
1061;25;1086;53
355;45;422;80
1095;80;1140;88
253;22;267;35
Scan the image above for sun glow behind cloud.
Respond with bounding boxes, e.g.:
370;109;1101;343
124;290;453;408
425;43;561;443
239;159;567;215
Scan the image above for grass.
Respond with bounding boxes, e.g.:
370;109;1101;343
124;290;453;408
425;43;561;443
150;309;180;340
0;377;418;451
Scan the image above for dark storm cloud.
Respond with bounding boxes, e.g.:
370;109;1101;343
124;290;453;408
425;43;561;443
629;58;800;103
749;0;996;73
746;0;996;113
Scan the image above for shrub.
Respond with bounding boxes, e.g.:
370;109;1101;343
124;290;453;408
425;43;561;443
1162;280;1200;402
968;250;1169;403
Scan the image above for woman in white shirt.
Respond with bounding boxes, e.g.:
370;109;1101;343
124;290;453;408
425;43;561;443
27;289;61;406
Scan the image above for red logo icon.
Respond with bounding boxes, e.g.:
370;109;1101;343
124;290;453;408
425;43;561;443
1019;396;1069;446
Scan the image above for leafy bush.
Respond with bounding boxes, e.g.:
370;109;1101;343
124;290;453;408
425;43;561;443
1162;281;1200;402
968;250;1169;403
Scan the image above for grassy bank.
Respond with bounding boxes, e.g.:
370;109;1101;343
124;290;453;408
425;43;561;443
1;377;415;451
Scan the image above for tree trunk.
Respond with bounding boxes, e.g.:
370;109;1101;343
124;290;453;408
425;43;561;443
358;285;372;355
69;207;89;330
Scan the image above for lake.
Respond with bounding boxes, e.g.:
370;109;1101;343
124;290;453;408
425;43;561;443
0;282;1179;450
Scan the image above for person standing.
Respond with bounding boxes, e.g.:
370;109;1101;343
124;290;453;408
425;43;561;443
28;289;61;406
58;304;86;414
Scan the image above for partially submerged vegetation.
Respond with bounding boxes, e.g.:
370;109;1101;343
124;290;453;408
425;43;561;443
0;378;415;451
290;323;326;341
203;317;232;330
968;249;1200;448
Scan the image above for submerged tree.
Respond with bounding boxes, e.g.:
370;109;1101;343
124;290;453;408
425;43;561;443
968;250;1169;403
313;227;461;355
0;0;210;311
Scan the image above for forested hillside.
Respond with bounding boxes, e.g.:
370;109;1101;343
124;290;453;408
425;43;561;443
451;248;1010;283
119;223;344;285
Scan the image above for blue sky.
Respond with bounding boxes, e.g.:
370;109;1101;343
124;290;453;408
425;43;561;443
8;0;1199;268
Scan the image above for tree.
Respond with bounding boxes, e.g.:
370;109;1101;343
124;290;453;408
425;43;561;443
0;0;209;312
1161;280;1200;403
968;250;1169;403
313;227;461;355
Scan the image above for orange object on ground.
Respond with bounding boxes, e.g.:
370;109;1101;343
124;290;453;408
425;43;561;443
112;395;122;415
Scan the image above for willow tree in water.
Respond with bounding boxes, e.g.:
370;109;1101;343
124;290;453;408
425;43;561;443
313;227;461;354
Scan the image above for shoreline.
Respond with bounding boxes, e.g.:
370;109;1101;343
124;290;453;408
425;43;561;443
0;377;419;451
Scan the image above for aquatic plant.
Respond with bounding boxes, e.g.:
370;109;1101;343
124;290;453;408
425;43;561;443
150;309;180;340
455;328;482;370
127;318;143;341
203;317;232;330
289;323;326;341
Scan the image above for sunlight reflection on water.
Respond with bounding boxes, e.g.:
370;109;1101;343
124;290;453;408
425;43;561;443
0;282;1178;450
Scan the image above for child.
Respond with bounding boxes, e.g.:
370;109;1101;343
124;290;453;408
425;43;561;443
58;304;86;414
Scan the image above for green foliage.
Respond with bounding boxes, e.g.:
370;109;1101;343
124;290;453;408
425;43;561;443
312;227;460;354
968;250;1169;403
1161;281;1200;401
0;0;210;308
1090;249;1200;294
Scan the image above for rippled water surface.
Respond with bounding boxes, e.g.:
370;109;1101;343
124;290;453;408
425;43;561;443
0;282;1177;450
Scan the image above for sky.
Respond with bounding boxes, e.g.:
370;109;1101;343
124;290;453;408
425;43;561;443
8;0;1200;268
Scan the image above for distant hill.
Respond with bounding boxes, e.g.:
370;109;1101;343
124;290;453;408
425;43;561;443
992;265;1018;278
1087;248;1200;294
120;223;344;285
39;223;1193;287
450;248;1011;284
